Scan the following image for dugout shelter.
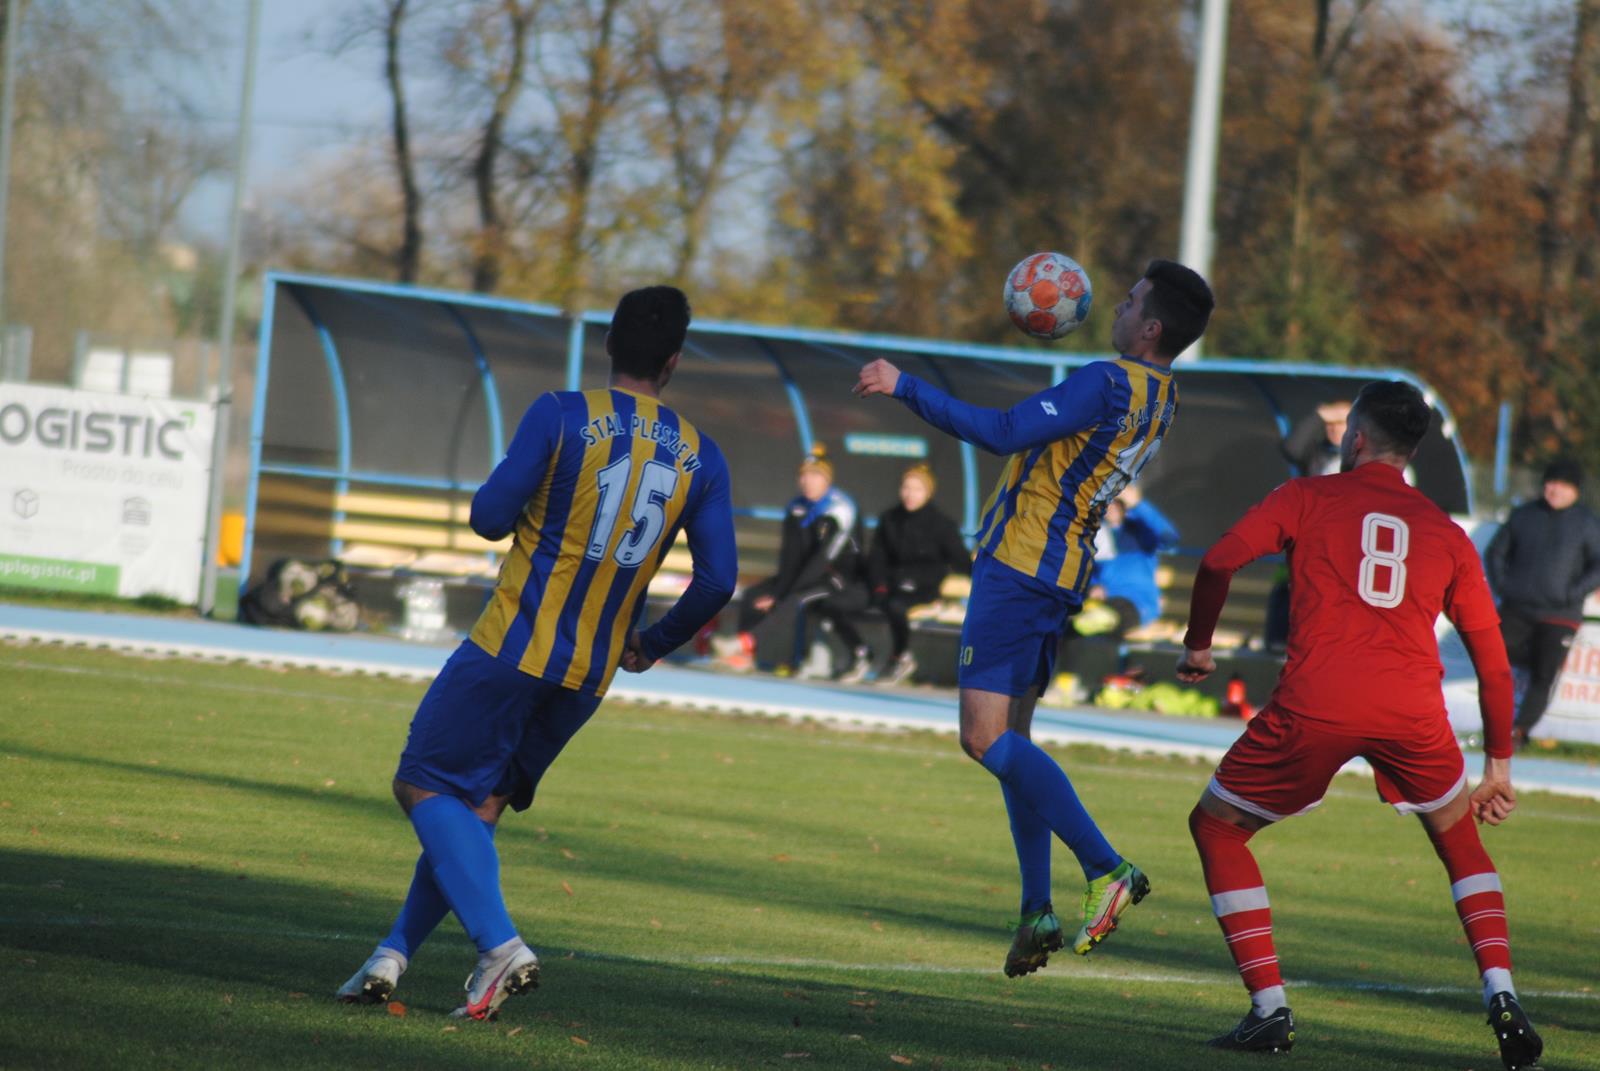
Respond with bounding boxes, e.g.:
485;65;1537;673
243;272;1474;639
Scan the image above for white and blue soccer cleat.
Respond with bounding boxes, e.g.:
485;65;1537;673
451;940;540;1021
335;949;405;1004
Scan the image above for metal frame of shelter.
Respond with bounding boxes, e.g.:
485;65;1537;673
241;271;1475;587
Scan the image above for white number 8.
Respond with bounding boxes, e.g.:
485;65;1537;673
1357;512;1409;608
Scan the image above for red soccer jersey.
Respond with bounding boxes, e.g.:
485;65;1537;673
1191;462;1499;739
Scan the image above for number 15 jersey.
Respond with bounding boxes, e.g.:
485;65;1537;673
468;388;737;697
1201;461;1498;737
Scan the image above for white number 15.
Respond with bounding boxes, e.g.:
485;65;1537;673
586;456;680;568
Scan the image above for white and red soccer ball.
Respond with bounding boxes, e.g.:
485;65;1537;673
1004;252;1092;340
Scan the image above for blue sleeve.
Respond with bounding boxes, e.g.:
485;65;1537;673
639;445;739;662
470;392;562;541
892;364;1114;455
1122;501;1178;554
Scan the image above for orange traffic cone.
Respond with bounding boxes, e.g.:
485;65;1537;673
1224;674;1255;722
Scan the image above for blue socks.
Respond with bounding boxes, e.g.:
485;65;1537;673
405;796;517;954
981;730;1120;882
1000;780;1053;915
379;819;497;961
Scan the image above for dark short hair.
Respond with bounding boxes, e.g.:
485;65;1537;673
1141;259;1215;356
1350;380;1432;456
608;286;691;379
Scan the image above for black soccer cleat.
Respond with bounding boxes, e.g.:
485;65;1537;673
1488;992;1544;1070
1209;1005;1295;1054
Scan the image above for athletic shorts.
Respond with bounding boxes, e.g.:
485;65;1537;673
1208;702;1468;822
396;640;601;812
957;553;1080;697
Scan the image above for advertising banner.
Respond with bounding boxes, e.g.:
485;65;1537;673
1538;623;1600;744
1443;619;1600;745
0;383;216;603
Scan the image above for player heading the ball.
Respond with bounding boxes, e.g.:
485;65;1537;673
855;258;1214;976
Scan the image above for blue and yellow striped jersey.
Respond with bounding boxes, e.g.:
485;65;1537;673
468;388;737;696
894;358;1177;597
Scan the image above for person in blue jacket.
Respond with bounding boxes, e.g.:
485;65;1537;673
1089;484;1179;634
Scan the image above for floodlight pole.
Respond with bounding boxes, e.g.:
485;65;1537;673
0;0;22;332
1176;0;1229;364
199;0;262;615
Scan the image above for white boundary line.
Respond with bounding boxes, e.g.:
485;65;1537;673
5;626;1600;801
1;914;1595;1002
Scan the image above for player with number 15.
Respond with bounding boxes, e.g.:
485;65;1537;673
1176;380;1542;1070
335;287;737;1020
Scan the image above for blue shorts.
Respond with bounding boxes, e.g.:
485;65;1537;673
958;554;1080;697
396;640;601;812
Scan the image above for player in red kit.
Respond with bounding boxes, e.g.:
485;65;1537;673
1176;381;1543;1070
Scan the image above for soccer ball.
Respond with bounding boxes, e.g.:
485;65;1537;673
1004;252;1092;340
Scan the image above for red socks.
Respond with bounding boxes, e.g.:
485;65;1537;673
1191;804;1515;1010
1190;806;1283;999
1427;812;1513;983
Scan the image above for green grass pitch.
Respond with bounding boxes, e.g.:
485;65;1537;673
2;640;1597;1070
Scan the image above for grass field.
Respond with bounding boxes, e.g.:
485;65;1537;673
2;640;1597;1070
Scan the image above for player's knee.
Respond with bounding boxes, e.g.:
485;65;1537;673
1190;798;1258;846
959;725;994;762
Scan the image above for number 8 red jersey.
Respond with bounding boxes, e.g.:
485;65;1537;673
1188;462;1499;737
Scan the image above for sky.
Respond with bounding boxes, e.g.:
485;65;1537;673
182;0;391;235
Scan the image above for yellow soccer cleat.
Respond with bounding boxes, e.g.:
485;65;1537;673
1073;861;1150;955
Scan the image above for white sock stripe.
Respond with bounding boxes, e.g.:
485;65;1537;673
1472;938;1511;951
1225;927;1275;943
1211;886;1271;916
1237;955;1281;971
1451;872;1503;902
1460;909;1507;925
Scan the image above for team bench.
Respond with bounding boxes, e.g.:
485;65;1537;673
253;476;704;634
748;555;1284;698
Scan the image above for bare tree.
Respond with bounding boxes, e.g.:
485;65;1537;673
1283;0;1377;357
1535;0;1600;358
468;0;534;293
543;0;629;313
384;0;424;282
639;0;791;279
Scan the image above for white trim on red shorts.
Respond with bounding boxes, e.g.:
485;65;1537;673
1206;775;1326;824
1389;767;1468;815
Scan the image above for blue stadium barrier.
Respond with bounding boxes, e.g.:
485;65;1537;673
242;272;1476;596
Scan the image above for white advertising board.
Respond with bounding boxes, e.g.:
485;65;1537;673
1442;620;1600;745
0;382;216;603
1441;514;1600;743
1538;622;1600;744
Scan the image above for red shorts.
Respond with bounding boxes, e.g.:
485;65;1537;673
1209;703;1467;822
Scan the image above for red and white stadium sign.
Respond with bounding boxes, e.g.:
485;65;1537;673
1543;623;1600;743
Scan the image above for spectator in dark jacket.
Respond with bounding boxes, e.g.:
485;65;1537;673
812;463;970;685
734;447;860;670
1486;457;1600;745
1281;401;1351;478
